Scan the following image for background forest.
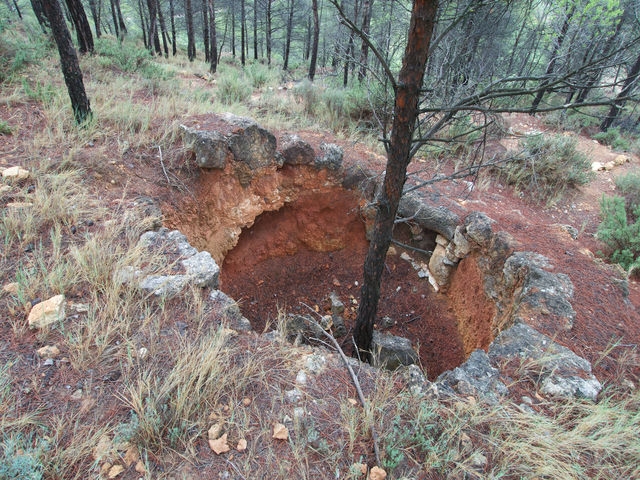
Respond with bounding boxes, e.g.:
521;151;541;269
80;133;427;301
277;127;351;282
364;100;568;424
1;0;640;479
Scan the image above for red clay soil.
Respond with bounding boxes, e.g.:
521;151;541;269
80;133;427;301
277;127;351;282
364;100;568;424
167;112;640;384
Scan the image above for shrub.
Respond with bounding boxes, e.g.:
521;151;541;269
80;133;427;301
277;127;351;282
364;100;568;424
0;434;47;480
598;171;640;271
216;70;252;105
245;62;275;89
0;120;11;135
501;134;593;204
598;195;640;271
94;38;171;80
593;127;631;152
293;79;321;116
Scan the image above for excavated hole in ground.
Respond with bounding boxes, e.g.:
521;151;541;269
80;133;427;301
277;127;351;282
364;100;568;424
177;166;495;379
215;183;490;378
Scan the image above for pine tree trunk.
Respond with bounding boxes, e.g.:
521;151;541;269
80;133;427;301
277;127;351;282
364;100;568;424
30;0;49;31
157;0;169;56
209;0;217;72
203;0;210;62
308;0;319;81
357;0;373;81
282;0;294;70
169;0;176;55
41;0;92;124
64;0;94;54
354;0;438;360
185;0;196;61
240;0;246;65
266;0;272;65
88;0;101;38
601;51;640;131
253;0;258;60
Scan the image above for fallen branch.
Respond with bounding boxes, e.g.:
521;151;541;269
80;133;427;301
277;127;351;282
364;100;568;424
300;303;381;466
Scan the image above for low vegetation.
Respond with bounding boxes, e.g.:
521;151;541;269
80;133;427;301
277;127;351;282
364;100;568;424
598;171;640;272
1;23;639;480
500;134;594;205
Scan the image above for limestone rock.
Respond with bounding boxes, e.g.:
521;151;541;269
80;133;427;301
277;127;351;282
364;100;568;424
2;166;30;180
181;125;230;169
315;142;343;170
372;331;419;370
280;134;315;166
488;323;601;400
428;244;454;291
225;114;278;169
28;294;66;329
208;290;252;331
139;275;189;297
329;291;344;315
591;161;605;172
138;228;198;257
464;212;495;248
37;345;60;358
2;282;18;294
504;252;576;332
124;196;163;232
614;154;630;166
284;314;325;343
436;350;508;404
181;251;220;288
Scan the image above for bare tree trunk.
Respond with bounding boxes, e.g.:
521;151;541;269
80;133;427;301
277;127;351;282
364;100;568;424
157;0;169;57
169;0;176;55
343;0;359;86
41;0;92;124
282;0;294;71
30;0;49;31
87;0;101;38
209;0;218;72
530;4;576;114
64;0;94;54
185;0;196;61
266;0;272;65
241;0;246;65
114;0;126;37
203;0;210;61
308;0;319;81
357;0;373;81
168;0;176;55
231;1;236;58
354;0;438;360
601;51;640;131
137;0;147;47
253;0;258;60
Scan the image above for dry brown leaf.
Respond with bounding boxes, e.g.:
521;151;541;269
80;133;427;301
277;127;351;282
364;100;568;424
135;460;146;473
356;463;368;475
100;463;111;476
242;397;252;406
207;423;224;441
107;464;124;478
272;423;289;440
347;398;358;406
123;446;139;466
236;438;248;451
93;435;112;461
209;433;230;454
369;466;387;480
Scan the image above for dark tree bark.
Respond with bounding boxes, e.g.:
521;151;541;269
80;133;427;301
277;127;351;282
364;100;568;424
209;0;218;72
137;0;147;47
253;0;258;60
354;0;438;360
203;0;210;61
185;0;196;61
241;0;246;65
157;0;169;56
87;0;101;37
530;4;576;114
308;0;319;81
266;0;272;65
357;0;373;81
231;1;236;58
114;0;126;37
41;0;92;124
146;0;162;54
169;0;176;55
30;0;49;31
64;0;94;54
601;51;640;131
343;0;358;87
282;0;294;70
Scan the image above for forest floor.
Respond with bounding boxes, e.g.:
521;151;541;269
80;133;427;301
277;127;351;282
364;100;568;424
1;57;640;478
